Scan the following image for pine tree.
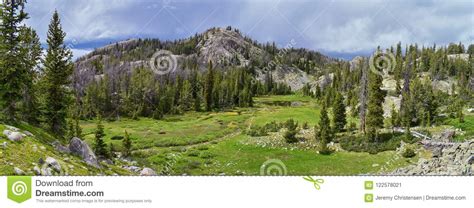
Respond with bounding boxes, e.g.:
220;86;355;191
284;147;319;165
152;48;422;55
74;116;82;137
190;68;201;111
18;26;42;124
359;59;368;133
43;11;73;137
0;0;28;121
109;143;116;158
283;119;298;143
94;115;108;158
122;130;132;157
315;85;321;99
318;103;332;154
332;92;346;132
390;104;398;131
366;67;385;142
204;61;214;111
394;42;403;81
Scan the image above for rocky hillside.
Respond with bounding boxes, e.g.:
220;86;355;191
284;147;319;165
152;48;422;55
74;27;335;92
392;139;473;175
0;124;156;176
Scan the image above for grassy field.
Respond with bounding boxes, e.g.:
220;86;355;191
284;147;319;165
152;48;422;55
146;134;417;175
80;110;251;150
442;114;474;141
78;94;425;175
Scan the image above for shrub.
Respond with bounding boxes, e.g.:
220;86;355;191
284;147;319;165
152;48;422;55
197;146;209;151
340;132;406;154
263;121;281;132
187;150;200;157
319;148;333;155
199;152;215;159
302;122;309;129
284;119;299;143
111;135;124;140
246;126;268;137
348;122;357;131
402;148;416;158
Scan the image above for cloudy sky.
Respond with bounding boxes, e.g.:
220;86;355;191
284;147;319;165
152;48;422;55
25;0;473;60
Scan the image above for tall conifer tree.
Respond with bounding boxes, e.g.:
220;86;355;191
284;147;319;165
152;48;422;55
43;10;73;136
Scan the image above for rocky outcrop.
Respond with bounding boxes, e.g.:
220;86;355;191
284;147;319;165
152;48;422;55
45;157;62;172
53;141;71;154
69;137;100;168
140;167;157;176
14;167;25;175
392;140;473;175
3;130;24;142
434;129;456;142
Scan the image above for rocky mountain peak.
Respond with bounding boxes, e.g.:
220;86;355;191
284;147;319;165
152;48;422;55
195;27;263;67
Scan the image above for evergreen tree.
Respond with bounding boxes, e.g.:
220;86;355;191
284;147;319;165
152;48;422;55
0;0;28;121
366;67;385;142
204;61;214;111
283;119;298;143
122;130;132;157
18;26;42;124
43;11;73;137
94;115;108;158
394;42;403;81
332;92;346;132
359;59;368;133
390;104;398;131
318;103;332;154
74;116;82;137
109;143;116;158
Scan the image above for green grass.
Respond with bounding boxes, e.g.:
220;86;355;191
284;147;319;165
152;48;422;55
142;134;415;175
77;94;424;175
81;110;251;150
251;105;321;126
443;115;474;141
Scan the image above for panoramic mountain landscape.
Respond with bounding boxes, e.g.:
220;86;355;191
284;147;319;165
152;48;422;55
0;1;473;176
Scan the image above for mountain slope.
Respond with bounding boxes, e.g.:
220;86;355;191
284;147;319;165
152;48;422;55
74;27;336;92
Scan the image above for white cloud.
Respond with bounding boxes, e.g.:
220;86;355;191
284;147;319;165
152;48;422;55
24;0;474;58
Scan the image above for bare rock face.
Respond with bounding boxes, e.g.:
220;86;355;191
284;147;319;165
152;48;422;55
197;27;263;67
349;56;364;72
392;140;473;175
69;137;100;168
257;65;314;91
140;167;157;176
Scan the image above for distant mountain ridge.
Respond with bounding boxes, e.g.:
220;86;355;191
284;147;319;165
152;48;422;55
74;27;337;92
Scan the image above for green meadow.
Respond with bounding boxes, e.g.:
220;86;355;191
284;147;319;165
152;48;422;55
79;94;423;175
